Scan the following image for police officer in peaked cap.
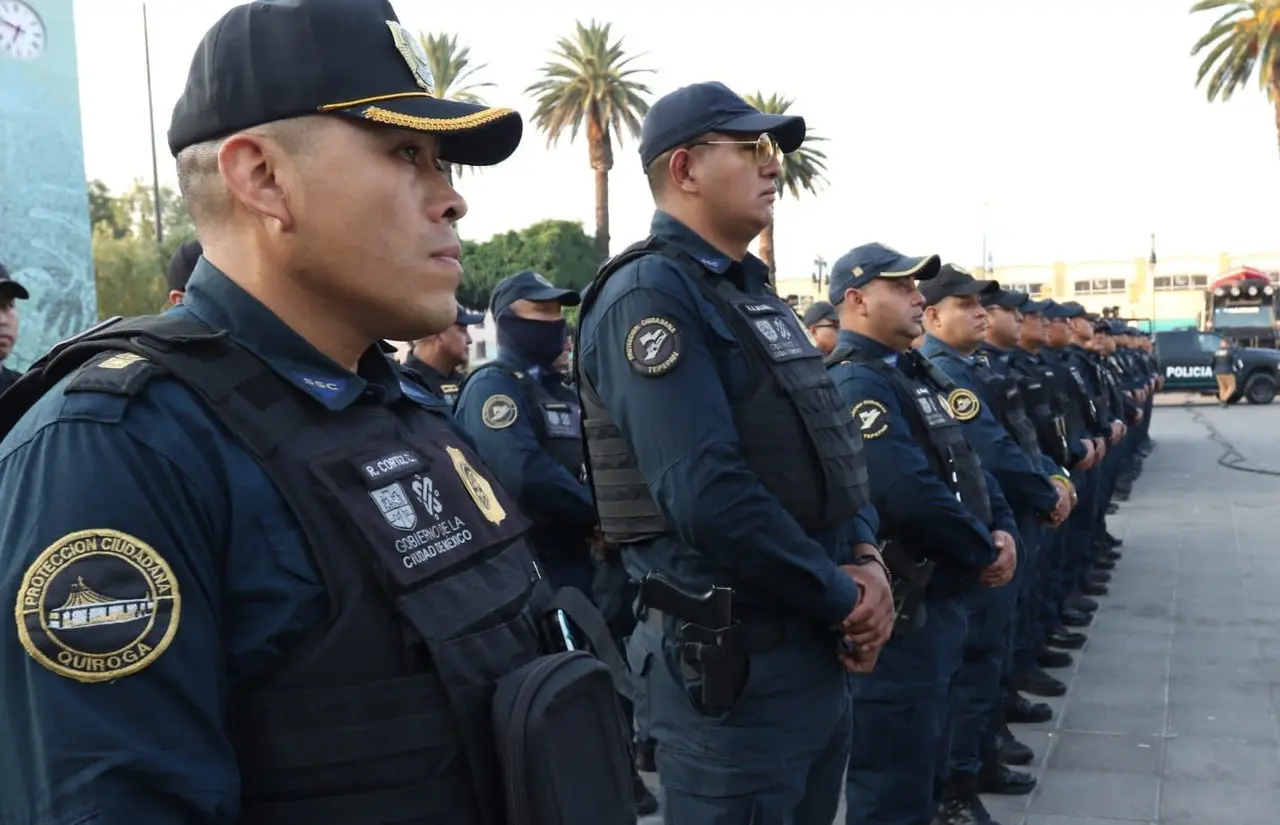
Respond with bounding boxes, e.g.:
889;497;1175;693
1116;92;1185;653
403;304;486;406
575;81;895;823
0;1;631;823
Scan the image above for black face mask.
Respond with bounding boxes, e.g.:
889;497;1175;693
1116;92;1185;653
497;312;567;367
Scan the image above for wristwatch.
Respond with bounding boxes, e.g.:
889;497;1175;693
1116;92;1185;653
851;553;892;585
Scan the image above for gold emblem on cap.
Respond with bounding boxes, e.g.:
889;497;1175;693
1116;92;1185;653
386;22;435;94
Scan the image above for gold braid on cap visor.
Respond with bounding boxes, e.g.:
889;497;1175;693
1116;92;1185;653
319;92;516;131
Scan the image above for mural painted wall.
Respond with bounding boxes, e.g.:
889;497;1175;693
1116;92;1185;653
0;0;94;371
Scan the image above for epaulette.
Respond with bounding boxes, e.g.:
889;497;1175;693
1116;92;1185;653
64;350;167;398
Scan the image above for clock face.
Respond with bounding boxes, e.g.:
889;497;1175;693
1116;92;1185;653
0;1;45;60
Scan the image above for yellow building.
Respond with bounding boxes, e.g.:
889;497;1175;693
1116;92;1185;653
778;252;1280;332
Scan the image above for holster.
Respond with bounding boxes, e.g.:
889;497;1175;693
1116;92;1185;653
881;541;936;634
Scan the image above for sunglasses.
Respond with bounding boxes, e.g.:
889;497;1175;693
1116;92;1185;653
686;133;783;166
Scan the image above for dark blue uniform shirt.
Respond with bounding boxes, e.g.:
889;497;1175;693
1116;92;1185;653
976;341;1067;478
577;211;877;627
826;329;1005;574
1036;346;1101;451
921;335;1059;520
454;355;598;556
0;261;453;825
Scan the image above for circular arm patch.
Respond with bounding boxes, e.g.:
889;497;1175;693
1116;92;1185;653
481;394;519;429
626;317;681;376
947;388;981;422
852;399;890;439
15;529;181;683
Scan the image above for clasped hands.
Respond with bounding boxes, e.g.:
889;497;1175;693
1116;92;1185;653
835;546;895;674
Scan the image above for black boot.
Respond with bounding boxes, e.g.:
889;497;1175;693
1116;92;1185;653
1061;608;1092;627
1046;628;1087;649
978;758;1037;795
1090;571;1112;584
996;724;1035;765
1104;532;1123;547
935;772;1000;824
1081;582;1109;597
1069;595;1100;612
1004;690;1053;723
1015;666;1067;697
1092;557;1116;571
1037;648;1074;669
633;773;659;816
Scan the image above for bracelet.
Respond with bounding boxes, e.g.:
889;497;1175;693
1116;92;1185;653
852;553;892;585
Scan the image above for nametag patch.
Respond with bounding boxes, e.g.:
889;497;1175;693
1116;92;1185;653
541;402;580;438
947;388;981;422
742;307;815;362
481;394;519;429
916;393;952;428
626;317;681;377
357;449;426;486
852;399;890;440
16;529;180;684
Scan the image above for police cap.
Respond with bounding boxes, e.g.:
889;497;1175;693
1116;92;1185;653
456;307;486;325
919;264;999;307
168;0;523;166
638;81;805;170
489;270;581;317
801;301;838;326
980;288;1026;310
827;243;941;305
1043;300;1086;320
0;262;28;300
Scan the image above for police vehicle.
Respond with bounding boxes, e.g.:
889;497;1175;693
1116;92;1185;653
1154;328;1280;404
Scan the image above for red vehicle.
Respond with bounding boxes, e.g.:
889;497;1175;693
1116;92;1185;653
1202;267;1279;348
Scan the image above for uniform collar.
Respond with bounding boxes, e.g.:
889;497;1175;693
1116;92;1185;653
920;333;978;365
180;259;404;411
837;328;899;365
978;341;1010;357
650;210;771;291
403;354;457;383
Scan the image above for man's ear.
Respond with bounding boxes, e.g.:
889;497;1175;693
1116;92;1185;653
218;132;296;231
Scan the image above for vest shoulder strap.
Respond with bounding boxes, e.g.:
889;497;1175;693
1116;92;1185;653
461;361;551;442
823;343;857;367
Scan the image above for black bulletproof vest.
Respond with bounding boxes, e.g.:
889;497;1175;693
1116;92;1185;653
968;357;1042;460
1007;350;1071;466
1057;351;1101;430
0;314;554;825
404;358;463;407
466;362;585;480
574;238;871;544
826;344;992;527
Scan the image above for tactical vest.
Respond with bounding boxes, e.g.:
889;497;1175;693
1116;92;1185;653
959;353;1042;461
466;362;585;481
826;344;993;527
0;314;584;825
404;361;463;407
1058;352;1101;430
574;238;871;544
1006;350;1071;466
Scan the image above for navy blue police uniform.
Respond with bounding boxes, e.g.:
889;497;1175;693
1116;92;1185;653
0;270;28;394
577;82;880;824
403;306;485;407
455;271;597;595
917;269;1061;802
821;245;1013;825
0;3;636;824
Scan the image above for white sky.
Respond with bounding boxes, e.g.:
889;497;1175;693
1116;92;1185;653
73;0;1280;280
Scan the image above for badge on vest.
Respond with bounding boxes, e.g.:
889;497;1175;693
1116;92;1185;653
743;308;811;362
626;317;680;376
947;388;981;422
447;446;507;525
852;399;889;440
541;402;581;438
16;529;180;683
482;394;519;429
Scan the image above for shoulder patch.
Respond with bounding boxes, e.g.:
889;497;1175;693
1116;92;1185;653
15;529;180;683
947;387;981;421
852;398;890;440
481;394;518;429
66;351;160;398
626;317;681;376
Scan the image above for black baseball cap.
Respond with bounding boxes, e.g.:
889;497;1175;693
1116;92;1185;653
489;270;581;317
919;264;999;307
827;243;941;304
456;307;485;325
980;288;1027;310
639;81;805;169
0;263;28;300
166;240;203;292
1044;300;1087;320
168;0;523;167
801;301;838;326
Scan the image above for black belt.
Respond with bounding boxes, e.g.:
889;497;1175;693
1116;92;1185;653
645;609;820;653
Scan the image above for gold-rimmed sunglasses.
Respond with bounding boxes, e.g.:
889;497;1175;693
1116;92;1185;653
685;133;783;166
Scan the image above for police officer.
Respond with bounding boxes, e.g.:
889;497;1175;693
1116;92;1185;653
803;300;840;356
822;243;1017;825
0;2;618;822
918;268;1069;809
404;305;485;405
576;82;894;824
0;267;26;393
165;239;202;306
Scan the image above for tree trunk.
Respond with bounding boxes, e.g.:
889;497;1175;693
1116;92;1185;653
758;220;777;285
1272;74;1280;158
588;110;613;263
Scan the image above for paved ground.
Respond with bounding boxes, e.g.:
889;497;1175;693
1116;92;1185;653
641;396;1280;824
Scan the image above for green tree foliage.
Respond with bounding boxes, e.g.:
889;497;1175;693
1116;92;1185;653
88;179;197;320
458;219;598;311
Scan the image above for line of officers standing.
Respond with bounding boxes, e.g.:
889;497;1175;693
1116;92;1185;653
409;83;1161;825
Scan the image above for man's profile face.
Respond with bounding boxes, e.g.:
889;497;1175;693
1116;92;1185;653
858;278;925;344
280;119;467;342
1018;313;1048;346
0;296;18;361
441;323;471;369
929;294;988;350
686;131;781;237
985;305;1021;345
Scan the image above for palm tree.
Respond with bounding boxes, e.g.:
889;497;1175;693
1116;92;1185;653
418;32;495;186
525;21;653;262
743;92;829;284
1190;0;1280;156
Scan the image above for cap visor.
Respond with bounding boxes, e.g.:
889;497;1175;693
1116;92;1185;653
954;279;1000;297
1021;299;1052;314
716;112;806;153
524;286;582;307
882;254;942;281
0;281;29;300
336;96;524;166
456;309;486;325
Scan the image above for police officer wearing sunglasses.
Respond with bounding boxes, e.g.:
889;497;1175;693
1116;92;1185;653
575;81;895;823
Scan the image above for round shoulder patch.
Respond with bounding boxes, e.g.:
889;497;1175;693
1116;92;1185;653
626;317;681;376
481;394;518;429
15;529;180;684
947;387;981;422
851;398;890;440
